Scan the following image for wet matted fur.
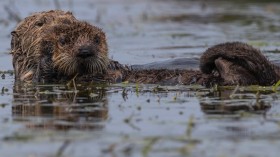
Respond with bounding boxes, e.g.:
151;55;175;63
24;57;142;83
10;10;280;86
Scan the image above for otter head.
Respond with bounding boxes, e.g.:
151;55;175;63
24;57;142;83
11;10;78;81
40;21;109;78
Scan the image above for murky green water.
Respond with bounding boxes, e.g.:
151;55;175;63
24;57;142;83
1;0;280;157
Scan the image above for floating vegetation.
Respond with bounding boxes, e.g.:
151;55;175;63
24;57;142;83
0;70;14;75
142;137;159;157
3;133;33;142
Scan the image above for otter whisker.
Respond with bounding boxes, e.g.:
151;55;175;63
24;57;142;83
66;59;77;75
54;54;77;75
96;55;107;70
89;61;95;74
96;60;101;73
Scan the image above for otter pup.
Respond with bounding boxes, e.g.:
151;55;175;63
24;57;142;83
11;10;108;82
10;10;280;86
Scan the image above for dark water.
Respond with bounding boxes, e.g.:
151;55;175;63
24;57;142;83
1;0;280;157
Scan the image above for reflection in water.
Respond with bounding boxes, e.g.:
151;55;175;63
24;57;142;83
199;86;272;114
197;86;274;139
12;83;108;131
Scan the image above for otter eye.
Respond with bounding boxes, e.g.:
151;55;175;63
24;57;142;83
35;17;47;27
59;37;65;45
94;36;100;44
35;22;43;26
59;37;69;46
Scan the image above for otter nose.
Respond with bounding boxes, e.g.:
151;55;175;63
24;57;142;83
77;46;94;58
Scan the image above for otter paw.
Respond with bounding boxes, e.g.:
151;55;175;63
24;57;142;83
214;57;258;85
200;42;278;85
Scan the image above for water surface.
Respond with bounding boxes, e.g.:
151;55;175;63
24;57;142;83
1;0;280;157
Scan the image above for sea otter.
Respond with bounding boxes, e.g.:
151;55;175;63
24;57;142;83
11;10;109;82
10;10;280;86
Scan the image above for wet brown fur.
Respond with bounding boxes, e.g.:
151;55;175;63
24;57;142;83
11;10;108;82
118;42;280;86
200;42;280;86
11;10;280;86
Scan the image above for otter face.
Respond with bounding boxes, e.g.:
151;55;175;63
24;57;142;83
11;10;77;81
41;21;109;77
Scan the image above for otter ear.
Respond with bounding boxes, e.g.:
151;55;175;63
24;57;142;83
11;31;18;51
11;31;17;37
65;11;73;15
35;19;45;27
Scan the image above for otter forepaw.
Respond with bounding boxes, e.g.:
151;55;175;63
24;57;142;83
214;57;258;85
200;42;279;86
